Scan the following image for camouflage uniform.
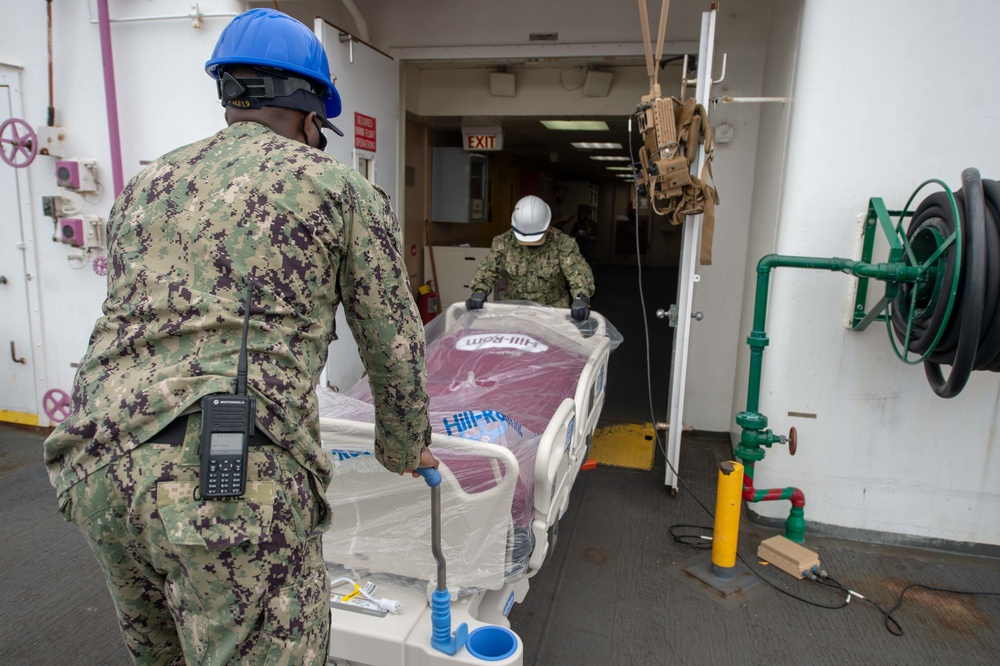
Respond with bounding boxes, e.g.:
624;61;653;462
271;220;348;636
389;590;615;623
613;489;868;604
469;228;595;307
44;121;431;664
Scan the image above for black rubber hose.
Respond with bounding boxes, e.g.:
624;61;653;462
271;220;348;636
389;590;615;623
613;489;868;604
976;179;1000;370
924;169;986;397
891;168;999;398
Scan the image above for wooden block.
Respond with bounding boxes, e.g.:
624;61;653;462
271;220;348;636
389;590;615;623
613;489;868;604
757;535;821;579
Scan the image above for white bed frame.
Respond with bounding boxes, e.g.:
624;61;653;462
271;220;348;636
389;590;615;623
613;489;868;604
321;302;612;666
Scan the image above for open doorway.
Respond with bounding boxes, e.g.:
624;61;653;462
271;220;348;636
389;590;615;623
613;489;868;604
405;109;683;426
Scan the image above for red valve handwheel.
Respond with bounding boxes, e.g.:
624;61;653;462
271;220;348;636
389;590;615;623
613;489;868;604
0;118;38;168
43;388;72;423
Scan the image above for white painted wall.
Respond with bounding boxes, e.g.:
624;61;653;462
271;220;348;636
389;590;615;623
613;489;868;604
679;3;769;429
737;0;1000;545
314;19;401;392
0;0;242;425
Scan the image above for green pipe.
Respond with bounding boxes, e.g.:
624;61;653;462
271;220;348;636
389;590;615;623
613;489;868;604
745;254;920;415
739;460;807;543
737;253;920;542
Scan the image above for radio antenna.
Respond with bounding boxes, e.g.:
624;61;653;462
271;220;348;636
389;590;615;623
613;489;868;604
236;282;253;397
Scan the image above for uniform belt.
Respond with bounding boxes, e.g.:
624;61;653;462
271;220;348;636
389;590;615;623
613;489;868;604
149;413;273;447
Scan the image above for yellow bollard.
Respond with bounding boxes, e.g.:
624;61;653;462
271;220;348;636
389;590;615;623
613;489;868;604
711;460;744;579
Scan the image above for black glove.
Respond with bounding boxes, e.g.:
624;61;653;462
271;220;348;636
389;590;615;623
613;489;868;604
466;290;487;310
571;295;590;321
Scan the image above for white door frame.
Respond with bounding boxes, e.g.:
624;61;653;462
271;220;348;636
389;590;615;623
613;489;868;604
0;64;48;426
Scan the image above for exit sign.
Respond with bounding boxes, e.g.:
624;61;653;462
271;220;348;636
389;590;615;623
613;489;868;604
463;128;504;151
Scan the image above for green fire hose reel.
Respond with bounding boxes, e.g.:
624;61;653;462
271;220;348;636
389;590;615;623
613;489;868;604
736;168;997;542
852;178;962;366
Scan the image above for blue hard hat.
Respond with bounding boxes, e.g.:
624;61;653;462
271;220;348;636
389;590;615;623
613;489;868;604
206;8;341;119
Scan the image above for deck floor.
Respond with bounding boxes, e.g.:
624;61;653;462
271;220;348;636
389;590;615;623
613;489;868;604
3;424;1000;665
509;434;1000;665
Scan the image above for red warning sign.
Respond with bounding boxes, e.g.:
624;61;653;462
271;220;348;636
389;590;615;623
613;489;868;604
355;113;376;152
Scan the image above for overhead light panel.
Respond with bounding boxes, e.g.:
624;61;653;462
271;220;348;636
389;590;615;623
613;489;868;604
606;166;632;171
572;142;622;150
541;120;609;131
589;155;630;161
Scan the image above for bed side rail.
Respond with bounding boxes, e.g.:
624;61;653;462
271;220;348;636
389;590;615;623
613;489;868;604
320;419;520;591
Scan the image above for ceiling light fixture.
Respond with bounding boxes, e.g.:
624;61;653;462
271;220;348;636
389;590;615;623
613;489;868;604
606;166;632;171
571;142;622;150
589;155;630;162
541;120;609;131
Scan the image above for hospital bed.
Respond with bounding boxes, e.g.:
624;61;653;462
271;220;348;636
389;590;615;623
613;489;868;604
318;301;620;665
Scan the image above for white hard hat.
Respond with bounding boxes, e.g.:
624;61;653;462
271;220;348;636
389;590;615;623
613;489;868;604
511;195;551;245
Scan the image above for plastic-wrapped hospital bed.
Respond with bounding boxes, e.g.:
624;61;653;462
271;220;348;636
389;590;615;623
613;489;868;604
318;301;620;665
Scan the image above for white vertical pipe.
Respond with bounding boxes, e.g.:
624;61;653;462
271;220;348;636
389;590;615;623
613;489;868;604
664;6;716;490
340;0;371;42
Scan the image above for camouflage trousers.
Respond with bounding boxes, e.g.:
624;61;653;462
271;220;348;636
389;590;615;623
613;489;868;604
62;414;331;665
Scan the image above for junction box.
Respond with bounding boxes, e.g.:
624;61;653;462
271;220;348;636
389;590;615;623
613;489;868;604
757;535;820;579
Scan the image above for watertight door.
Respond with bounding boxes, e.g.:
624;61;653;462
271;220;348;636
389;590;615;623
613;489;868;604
314;19;401;392
0;71;42;426
664;8;718;490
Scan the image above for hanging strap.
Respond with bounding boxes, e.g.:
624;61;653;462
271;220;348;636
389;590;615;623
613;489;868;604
637;0;671;93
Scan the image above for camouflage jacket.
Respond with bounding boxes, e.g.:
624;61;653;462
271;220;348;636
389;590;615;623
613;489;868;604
45;122;431;498
469;228;595;306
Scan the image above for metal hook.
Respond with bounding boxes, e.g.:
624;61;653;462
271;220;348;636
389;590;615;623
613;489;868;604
339;32;355;64
680;54;695;98
10;341;26;364
680;51;727;98
713;53;727;84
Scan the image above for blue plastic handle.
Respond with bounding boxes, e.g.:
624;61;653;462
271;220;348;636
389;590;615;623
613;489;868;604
416;466;441;488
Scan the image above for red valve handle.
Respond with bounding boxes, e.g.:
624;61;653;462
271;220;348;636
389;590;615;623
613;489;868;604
0;118;38;168
43;388;72;423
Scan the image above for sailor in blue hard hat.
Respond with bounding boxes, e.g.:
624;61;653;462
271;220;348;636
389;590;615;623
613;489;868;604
205;7;344;149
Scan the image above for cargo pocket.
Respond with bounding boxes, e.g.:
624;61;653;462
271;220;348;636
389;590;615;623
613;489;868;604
253;560;330;666
156;480;277;550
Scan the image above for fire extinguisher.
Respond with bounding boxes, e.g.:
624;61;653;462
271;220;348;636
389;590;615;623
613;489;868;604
417;282;440;324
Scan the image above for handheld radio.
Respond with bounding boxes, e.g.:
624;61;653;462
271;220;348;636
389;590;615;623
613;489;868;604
199;283;257;500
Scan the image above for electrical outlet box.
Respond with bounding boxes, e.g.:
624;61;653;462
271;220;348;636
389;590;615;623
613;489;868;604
37;126;66;157
57;215;102;249
757;535;821;579
43;195;76;218
58;218;85;247
42;196;58;218
55;159;97;193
